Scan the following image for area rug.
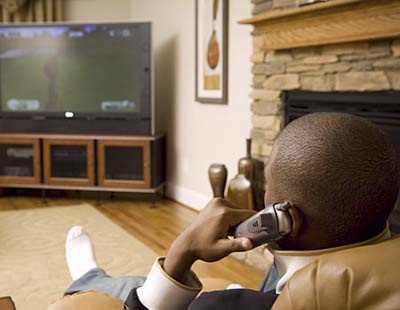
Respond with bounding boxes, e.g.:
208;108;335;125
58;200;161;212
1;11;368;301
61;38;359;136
0;204;157;310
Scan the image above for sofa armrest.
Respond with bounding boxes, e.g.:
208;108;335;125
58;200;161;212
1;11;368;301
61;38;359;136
0;297;16;310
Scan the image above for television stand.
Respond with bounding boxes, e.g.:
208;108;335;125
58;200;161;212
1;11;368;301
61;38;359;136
0;133;166;206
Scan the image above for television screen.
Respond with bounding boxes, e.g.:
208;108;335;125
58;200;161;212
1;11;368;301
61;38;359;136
0;22;151;118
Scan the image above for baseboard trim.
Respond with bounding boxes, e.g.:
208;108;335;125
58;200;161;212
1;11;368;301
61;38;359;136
166;182;211;211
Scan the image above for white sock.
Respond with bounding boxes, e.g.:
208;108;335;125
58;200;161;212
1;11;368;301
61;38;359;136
66;226;98;280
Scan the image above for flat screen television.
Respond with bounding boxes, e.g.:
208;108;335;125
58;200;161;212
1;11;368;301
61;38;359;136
0;22;153;135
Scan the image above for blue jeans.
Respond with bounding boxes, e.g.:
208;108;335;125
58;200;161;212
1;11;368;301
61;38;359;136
64;268;146;301
259;263;279;293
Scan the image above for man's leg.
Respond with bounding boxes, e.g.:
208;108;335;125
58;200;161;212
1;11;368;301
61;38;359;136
64;226;146;301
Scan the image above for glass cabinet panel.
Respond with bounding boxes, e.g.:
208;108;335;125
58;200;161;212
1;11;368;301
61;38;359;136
0;138;40;185
98;140;150;189
43;139;94;186
50;145;88;178
0;144;34;177
105;146;144;180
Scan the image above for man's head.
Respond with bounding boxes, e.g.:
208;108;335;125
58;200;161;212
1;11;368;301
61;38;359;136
264;112;399;250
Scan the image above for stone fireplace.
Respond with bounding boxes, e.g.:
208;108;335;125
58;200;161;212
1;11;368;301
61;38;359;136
249;39;400;159
232;0;400;271
242;0;400;161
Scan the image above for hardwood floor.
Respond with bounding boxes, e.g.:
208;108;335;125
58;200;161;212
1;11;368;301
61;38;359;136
0;193;265;289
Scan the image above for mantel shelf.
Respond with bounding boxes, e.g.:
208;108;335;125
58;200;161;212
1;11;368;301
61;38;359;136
239;0;400;51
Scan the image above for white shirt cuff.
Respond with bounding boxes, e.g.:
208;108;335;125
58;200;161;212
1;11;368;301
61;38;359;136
137;257;202;310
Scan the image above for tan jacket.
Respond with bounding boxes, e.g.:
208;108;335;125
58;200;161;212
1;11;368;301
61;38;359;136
273;236;400;310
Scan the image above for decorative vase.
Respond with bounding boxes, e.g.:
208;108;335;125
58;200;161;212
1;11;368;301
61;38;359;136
238;139;255;179
226;139;256;210
208;163;227;198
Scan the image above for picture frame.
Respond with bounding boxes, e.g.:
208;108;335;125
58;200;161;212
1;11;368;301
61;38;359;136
195;0;228;104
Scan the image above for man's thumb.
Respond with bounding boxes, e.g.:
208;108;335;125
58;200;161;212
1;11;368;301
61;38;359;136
218;238;253;254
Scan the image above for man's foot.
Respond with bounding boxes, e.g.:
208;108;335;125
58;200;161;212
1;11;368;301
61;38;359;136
66;226;98;280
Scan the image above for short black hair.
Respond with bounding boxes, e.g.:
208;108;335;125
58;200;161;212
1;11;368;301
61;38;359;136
270;112;399;246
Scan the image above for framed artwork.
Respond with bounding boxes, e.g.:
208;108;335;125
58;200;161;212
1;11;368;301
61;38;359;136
195;0;228;104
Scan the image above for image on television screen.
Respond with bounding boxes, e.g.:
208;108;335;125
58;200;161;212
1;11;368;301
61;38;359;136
0;24;150;115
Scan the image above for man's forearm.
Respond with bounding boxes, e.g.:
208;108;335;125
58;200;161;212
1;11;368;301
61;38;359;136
164;199;254;283
164;236;196;285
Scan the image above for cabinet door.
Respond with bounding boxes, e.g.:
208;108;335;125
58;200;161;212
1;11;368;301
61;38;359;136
43;139;95;187
0;137;41;185
97;140;151;189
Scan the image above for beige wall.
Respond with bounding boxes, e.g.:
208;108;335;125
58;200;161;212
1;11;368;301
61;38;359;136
65;0;252;210
65;0;131;21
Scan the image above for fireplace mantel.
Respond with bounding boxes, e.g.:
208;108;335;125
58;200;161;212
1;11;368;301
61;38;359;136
239;0;400;51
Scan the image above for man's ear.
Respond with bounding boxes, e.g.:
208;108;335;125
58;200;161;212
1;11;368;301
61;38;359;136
288;205;303;238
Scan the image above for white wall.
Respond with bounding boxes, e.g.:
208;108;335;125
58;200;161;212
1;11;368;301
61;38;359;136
65;0;252;210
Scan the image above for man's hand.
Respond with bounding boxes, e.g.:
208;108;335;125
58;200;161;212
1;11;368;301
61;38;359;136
164;198;256;284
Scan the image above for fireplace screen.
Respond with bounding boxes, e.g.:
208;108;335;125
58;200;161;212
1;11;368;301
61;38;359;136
284;90;400;233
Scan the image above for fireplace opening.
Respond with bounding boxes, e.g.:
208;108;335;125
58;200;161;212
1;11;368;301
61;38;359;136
284;90;400;233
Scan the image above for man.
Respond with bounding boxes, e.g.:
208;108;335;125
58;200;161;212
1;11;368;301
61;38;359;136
56;112;400;309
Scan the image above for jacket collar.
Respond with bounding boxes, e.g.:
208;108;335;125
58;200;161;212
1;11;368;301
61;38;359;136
269;225;391;294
